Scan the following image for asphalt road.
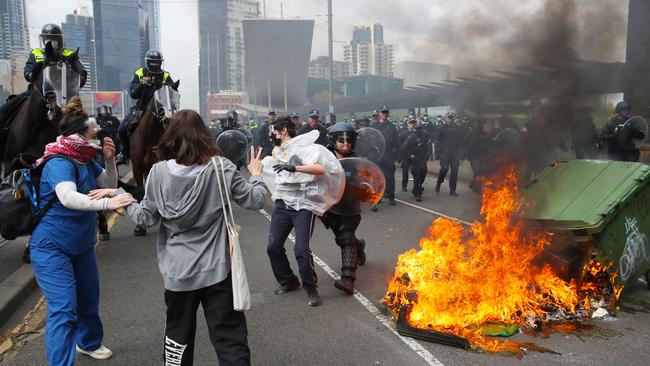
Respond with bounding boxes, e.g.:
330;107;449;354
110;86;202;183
2;176;650;366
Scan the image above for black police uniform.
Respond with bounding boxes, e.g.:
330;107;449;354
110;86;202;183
435;123;465;194
600;115;641;162
371;119;399;200
402;128;431;199
258;121;274;158
398;128;412;191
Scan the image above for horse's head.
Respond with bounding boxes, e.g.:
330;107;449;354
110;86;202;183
34;42;82;121
153;79;181;127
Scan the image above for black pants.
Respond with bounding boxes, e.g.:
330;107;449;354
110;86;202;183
267;200;318;287
378;159;396;199
437;154;460;193
411;160;428;196
321;212;363;280
401;158;411;190
163;276;250;366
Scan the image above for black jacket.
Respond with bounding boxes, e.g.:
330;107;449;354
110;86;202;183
371;120;399;162
129;68;174;110
402;130;431;163
436;123;466;158
24;48;87;87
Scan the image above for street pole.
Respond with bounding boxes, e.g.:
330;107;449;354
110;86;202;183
283;68;288;112
327;0;334;114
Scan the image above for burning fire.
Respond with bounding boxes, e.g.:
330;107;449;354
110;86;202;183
383;166;621;352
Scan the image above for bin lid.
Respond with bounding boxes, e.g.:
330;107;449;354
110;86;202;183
522;160;650;232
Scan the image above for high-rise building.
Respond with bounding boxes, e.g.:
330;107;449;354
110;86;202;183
92;0;156;93
198;0;259;118
344;23;394;77
62;7;97;91
0;0;29;59
139;0;161;50
308;56;349;80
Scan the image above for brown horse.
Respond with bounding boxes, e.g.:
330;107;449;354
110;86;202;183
129;81;180;186
1;43;81;175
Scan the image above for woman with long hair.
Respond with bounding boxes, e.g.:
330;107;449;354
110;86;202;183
29;96;135;365
91;109;269;365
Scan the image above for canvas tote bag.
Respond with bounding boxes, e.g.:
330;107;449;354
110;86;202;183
212;157;251;312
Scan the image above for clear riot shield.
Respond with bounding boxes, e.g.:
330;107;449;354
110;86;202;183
329;157;386;216
154;85;180;118
42;63;80;108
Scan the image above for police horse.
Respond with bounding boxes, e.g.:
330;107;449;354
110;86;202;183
127;81;180;235
1;43;82;175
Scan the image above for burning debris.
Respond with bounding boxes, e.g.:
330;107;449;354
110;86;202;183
383;166;622;355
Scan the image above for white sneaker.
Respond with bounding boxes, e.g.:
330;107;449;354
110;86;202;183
76;345;113;360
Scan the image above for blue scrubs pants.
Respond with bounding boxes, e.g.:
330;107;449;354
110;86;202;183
30;239;103;366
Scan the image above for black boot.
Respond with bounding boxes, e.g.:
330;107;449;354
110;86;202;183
334;277;355;295
274;276;300;294
335;246;358;295
115;146;129;165
305;285;321;306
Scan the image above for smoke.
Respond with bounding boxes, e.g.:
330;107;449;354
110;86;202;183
409;0;627;78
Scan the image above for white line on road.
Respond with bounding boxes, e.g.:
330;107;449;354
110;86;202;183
258;209;445;366
394;199;472;226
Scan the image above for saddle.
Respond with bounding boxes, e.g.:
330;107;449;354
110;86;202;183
126;106;143;137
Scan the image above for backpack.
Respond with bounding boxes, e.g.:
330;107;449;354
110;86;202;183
0;154;79;240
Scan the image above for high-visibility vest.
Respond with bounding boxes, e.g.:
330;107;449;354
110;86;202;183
135;67;170;83
31;48;74;63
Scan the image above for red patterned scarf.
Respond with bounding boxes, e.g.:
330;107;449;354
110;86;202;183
36;135;99;166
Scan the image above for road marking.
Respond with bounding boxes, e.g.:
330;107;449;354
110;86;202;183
394;199;472;226
258;209;445;366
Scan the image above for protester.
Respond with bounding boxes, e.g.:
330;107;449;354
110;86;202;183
96;110;270;365
29;96;135;366
262;116;344;307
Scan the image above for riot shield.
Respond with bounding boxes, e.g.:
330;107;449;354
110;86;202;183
216;129;249;163
154;85;180;118
355;127;386;162
329;157;386;216
42;63;80;108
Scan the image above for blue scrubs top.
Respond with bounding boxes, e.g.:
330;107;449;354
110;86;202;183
30;157;104;254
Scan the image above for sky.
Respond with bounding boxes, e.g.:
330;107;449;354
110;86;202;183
26;0;628;110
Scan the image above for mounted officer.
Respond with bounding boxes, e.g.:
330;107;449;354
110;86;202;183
0;24;87;133
116;49;174;164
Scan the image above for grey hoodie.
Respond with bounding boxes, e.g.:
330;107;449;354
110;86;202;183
125;157;270;291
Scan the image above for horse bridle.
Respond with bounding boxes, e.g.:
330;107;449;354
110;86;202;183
146;99;171;129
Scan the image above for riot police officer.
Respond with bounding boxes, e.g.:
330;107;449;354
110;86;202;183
320;122;367;294
371;106;399;208
297;110;328;146
258;109;277;157
435;113;464;196
398;119;414;192
600;101;643;162
116;49;174;164
402;119;431;201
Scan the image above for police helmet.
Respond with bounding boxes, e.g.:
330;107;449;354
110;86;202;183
380;106;389;113
144;49;164;74
308;110;320;118
615;101;632;114
324;112;336;124
40;24;64;52
328;122;358;147
268;109;277;115
371;110;379;117
96;105;112;116
290;112;299;119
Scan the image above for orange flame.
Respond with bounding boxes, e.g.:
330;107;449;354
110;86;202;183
383;166;621;352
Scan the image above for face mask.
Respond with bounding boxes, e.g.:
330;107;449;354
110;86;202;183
269;126;283;146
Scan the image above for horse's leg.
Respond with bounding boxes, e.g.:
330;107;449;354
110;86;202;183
130;162;147;236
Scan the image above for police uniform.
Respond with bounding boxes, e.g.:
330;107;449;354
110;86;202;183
435;120;465;195
402;126;430;200
371;118;399;202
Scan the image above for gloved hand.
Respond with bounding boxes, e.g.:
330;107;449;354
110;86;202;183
273;164;296;173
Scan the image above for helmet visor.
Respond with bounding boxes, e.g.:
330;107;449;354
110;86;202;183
41;35;63;51
146;59;163;74
335;132;356;145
